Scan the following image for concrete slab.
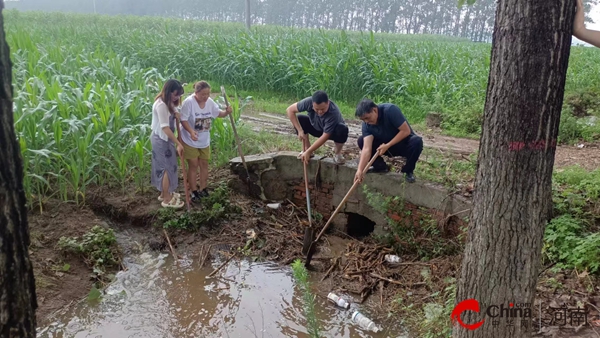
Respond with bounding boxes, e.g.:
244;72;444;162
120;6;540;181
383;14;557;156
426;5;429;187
229;152;472;233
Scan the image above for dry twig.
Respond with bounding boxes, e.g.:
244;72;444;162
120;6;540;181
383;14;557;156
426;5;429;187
163;229;178;264
207;252;236;278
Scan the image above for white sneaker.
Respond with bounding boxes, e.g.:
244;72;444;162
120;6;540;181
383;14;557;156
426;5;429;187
333;153;346;164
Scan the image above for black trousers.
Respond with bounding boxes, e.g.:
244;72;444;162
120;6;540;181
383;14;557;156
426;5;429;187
357;134;423;174
296;114;349;144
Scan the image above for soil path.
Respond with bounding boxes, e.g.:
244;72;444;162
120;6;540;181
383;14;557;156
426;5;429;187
242;112;600;171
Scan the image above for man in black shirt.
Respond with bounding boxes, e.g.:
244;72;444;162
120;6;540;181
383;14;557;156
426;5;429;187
354;98;423;183
286;90;349;164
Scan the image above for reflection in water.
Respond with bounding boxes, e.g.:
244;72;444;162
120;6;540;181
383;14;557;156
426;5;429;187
37;251;405;338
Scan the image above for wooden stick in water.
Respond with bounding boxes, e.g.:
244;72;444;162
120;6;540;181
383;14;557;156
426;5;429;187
163;229;178;265
207;252;236;278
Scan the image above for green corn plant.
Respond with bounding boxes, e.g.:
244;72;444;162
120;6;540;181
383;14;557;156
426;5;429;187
291;259;321;338
133;137;150;193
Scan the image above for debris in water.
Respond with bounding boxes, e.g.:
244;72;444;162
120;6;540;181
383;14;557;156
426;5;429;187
351;311;381;332
267;203;281;209
327;292;350;309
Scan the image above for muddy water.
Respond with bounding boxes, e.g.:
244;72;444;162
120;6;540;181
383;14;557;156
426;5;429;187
37;231;407;338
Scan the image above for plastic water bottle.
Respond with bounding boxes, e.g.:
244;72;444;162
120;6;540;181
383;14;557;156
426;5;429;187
385;254;401;263
327;292;350;309
351;311;381;332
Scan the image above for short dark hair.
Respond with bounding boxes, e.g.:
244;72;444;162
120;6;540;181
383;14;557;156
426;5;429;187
312;90;328;104
355;98;377;118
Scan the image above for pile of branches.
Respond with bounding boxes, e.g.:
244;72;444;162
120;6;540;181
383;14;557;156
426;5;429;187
319;241;460;307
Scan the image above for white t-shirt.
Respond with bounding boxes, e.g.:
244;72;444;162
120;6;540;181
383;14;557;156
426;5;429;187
179;95;221;149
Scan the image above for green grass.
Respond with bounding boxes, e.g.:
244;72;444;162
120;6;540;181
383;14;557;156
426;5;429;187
544;166;600;274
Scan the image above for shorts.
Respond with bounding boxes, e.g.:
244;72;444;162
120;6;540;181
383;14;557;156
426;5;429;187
182;142;210;161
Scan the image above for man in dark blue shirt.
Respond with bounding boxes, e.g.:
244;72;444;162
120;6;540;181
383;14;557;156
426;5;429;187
354;98;423;183
286;90;349;164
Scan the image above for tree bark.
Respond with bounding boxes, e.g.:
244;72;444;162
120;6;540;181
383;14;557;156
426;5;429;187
245;0;251;30
0;1;38;337
453;1;574;338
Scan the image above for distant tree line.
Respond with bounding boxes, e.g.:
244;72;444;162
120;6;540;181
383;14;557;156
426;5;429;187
6;0;599;42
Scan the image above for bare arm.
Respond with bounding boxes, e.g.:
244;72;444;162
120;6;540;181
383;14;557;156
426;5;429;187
385;122;411;148
574;0;600;48
157;103;182;147
357;135;374;173
217;105;232;118
162;126;182;148
181;121;195;135
306;133;330;154
179;101;196;139
286;103;303;133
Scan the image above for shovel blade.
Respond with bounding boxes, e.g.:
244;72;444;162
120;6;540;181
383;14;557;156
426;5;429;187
304;241;316;267
301;227;314;256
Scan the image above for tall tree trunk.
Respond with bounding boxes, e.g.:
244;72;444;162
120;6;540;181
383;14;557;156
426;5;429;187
245;0;251;30
452;0;574;337
0;1;38;337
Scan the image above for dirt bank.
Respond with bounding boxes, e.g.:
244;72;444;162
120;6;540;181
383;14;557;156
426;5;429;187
29;201;121;324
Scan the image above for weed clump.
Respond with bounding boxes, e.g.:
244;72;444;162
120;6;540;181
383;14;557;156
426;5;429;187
154;183;241;230
57;225;121;281
544;167;600;273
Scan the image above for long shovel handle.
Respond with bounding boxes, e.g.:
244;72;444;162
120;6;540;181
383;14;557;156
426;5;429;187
303;144;312;227
175;116;191;212
312;152;380;242
220;86;249;180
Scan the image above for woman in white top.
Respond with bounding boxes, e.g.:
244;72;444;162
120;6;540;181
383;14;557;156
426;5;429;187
574;0;600;48
150;79;185;208
179;81;232;201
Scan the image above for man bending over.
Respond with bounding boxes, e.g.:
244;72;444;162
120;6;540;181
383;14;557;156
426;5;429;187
286;90;349;164
354;98;423;183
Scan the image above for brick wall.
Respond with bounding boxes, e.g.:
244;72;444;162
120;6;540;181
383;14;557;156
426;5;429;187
386;200;466;238
291;181;334;219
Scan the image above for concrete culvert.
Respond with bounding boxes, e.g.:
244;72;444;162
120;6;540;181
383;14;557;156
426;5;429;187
346;212;375;238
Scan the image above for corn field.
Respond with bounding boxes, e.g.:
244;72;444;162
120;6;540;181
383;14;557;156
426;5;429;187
6;11;248;208
6;10;600;207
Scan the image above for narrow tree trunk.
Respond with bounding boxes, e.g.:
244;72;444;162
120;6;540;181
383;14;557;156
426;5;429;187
0;1;38;337
245;0;251;30
453;1;574;337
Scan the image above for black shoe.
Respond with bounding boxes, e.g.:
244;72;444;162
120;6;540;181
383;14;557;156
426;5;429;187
191;190;202;202
199;189;209;197
405;172;416;183
367;165;389;173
